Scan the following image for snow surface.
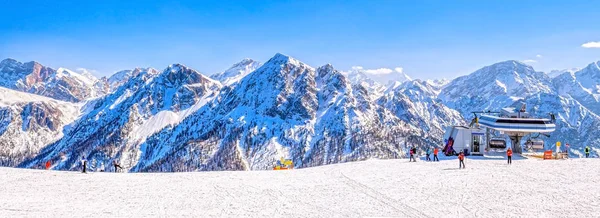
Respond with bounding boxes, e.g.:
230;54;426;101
1;157;599;217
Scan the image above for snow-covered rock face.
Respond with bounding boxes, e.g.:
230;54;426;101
20;65;221;171
93;68;156;97
211;58;262;86
552;61;600;115
0;87;80;166
344;69;387;100
440;60;553;115
378;80;465;143
573;61;600;93
0;58;100;102
547;68;579;78
131;54;422;172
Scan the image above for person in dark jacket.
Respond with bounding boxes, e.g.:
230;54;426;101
113;160;123;172
585;146;591;158
81;156;87;173
411;147;417;162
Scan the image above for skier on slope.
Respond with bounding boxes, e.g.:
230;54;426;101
412;147;417;162
433;147;439;162
113;160;123;172
585;146;590;158
458;151;465;169
81;156;87;173
409;147;415;162
425;147;431;161
99;162;105;172
507;148;513;165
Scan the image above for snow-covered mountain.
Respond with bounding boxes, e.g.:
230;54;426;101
378;79;465;143
0;58;101;102
130;54;421;172
211;58;262;86
20;64;221;170
439;60;553;116
551;68;600;115
343;68;388;99
3;55;600;171
547;68;579;78
551;61;600;115
572;61;600;93
0;87;81;166
93;68;157;97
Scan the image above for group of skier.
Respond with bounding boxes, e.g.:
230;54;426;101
409;144;596;169
79;156;123;173
409;146;440;162
54;145;598;173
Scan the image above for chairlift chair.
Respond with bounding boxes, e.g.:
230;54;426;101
489;138;507;149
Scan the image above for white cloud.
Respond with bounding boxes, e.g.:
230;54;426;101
364;68;393;75
582;41;600;48
351;66;405;75
76;68;97;74
536;54;542;58
522;59;537;63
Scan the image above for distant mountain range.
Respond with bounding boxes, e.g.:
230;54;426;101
0;55;598;171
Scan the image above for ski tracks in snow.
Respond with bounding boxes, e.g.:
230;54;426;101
338;171;431;217
1;158;600;217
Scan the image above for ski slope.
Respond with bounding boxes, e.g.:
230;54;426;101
1;157;599;217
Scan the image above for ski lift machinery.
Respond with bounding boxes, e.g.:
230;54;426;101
474;104;556;154
470;111;508;151
525;133;548;151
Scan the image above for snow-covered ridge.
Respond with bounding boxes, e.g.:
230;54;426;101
19;62;222;171
55;67;97;86
211;58;262;86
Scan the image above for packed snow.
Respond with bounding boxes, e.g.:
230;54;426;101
1;157;598;217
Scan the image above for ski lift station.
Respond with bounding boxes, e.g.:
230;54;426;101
443;102;556;155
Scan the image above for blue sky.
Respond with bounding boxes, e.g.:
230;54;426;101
0;0;598;80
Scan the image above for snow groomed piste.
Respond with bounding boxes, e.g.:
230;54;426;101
2;157;598;217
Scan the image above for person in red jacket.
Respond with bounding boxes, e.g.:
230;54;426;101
433;148;439;162
458;152;465;169
507;148;513;165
